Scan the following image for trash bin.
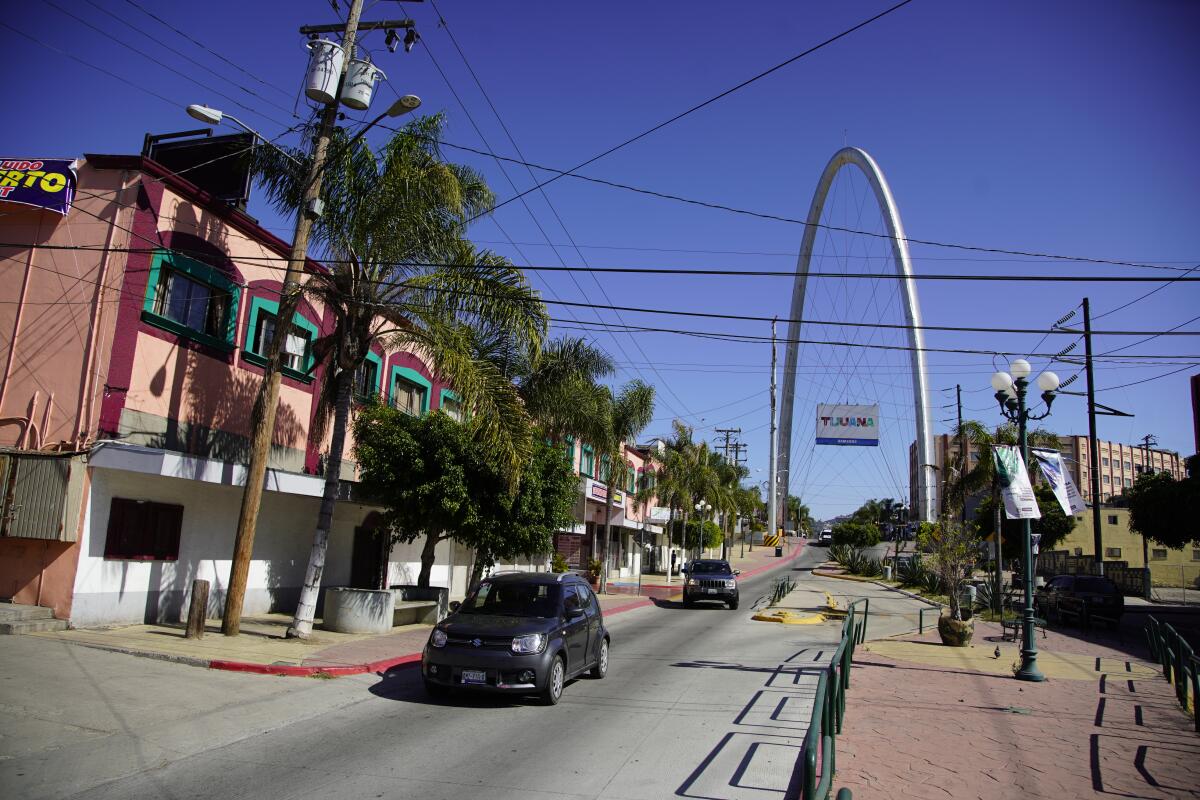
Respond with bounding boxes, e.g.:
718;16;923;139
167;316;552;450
959;584;977;621
883;565;893;581
774;545;783;557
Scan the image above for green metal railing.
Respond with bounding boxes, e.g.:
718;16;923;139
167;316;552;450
771;575;797;605
1145;615;1199;732
918;605;941;634
799;597;868;799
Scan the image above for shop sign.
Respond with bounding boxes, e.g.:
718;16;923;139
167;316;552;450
0;159;77;215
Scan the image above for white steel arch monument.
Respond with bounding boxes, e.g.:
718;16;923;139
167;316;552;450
777;147;935;522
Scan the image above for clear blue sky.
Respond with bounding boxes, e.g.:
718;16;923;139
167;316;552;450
6;0;1198;520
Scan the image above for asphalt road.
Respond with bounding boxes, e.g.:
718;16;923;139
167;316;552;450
3;547;898;800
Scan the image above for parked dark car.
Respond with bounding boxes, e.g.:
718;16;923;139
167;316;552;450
421;572;609;705
1034;574;1125;626
682;559;740;609
816;529;833;546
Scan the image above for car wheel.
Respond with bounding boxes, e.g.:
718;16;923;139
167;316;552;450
541;655;565;706
590;638;609;679
727;600;739;610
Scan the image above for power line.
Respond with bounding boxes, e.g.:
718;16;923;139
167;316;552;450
12;241;1200;339
120;0;295;100
479;0;917;219
430;136;1196;274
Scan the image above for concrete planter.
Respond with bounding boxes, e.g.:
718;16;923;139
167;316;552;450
937;615;974;647
322;587;395;634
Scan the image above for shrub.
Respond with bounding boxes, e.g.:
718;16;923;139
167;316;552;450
832;520;881;548
550;552;570;574
860;557;883;577
896;556;925;587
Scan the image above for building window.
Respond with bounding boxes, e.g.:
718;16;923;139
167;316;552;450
1123;478;1131;488
1192;549;1200;562
354;356;380;401
103;498;183;561
1102;457;1109;467
599;454;611;482
1104;547;1122;558
1123;460;1131;470
563;436;575;461
627;463;637;493
1107;514;1118;525
242;297;318;381
1151;548;1167;561
142;250;238;349
581;445;595;477
387;366;431;416
1102;475;1110;484
251;311;310;373
440;390;463;422
392;378;426;416
643;469;656;491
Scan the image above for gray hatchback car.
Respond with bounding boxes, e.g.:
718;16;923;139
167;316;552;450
421;572;609;705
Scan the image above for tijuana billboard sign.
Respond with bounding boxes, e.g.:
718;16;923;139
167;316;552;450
816;404;880;446
0;159;77;215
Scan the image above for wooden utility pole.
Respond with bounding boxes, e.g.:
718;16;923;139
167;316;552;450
1082;298;1106;577
767;318;778;553
1140;433;1158;599
222;0;367;635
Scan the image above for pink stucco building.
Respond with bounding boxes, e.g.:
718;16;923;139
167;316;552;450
0;149;472;626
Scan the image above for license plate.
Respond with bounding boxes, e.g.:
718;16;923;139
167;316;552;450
461;669;487;685
706;588;718;594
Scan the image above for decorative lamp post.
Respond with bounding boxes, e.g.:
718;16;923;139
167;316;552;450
694;501;712;558
991;358;1059;682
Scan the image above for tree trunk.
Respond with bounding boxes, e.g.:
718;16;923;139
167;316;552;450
666;504;677;582
288;367;354;639
468;550;488;593
417;532;440;587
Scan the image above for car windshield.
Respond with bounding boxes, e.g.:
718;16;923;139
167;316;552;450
1074;577;1114;593
688;561;730;574
459;581;562;617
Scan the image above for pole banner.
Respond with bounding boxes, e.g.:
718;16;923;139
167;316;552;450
1031;448;1087;516
0;159;77;215
993;445;1041;520
816;404;880;446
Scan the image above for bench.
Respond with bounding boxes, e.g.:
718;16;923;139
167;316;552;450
1000;592;1047;642
392;600;440;626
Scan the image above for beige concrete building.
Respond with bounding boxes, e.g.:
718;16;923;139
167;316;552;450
1050;507;1200;590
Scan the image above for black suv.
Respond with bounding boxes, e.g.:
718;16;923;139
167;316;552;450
682;559;740;609
421;572;609;705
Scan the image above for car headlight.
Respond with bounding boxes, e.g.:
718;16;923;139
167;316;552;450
430;629;448;648
688;578;699;586
725;579;737;589
511;633;546;654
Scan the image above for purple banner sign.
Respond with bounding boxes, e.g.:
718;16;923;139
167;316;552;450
0;158;77;215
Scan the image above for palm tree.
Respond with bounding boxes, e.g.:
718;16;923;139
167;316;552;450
713;456;749;559
515;336;614;446
253;115;548;638
596;381;655;587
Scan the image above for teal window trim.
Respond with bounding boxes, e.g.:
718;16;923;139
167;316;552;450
627;465;637;494
438;388;467;420
581;444;594;478
141;249;239;350
388;365;432;415
241;295;319;383
599;453;611;483
563;435;575;463
359;351;383;398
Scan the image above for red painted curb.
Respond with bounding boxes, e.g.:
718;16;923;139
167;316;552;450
209;647;424;678
207;547;806;678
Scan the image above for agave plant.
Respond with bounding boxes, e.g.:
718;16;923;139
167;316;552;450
896;556;924;587
860;558;883;578
829;543;855;567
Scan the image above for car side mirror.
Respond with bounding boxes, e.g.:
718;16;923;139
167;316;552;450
734;570;741;576
448;600;461;612
680;566;688;574
566;606;585;620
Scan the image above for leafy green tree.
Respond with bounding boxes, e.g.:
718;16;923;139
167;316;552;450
973;483;1075;560
832;520;881;548
352;404;576;587
253;116;547;638
1126;461;1200;549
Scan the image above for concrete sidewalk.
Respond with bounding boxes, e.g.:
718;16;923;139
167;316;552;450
30;592;657;677
835;620;1200;799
